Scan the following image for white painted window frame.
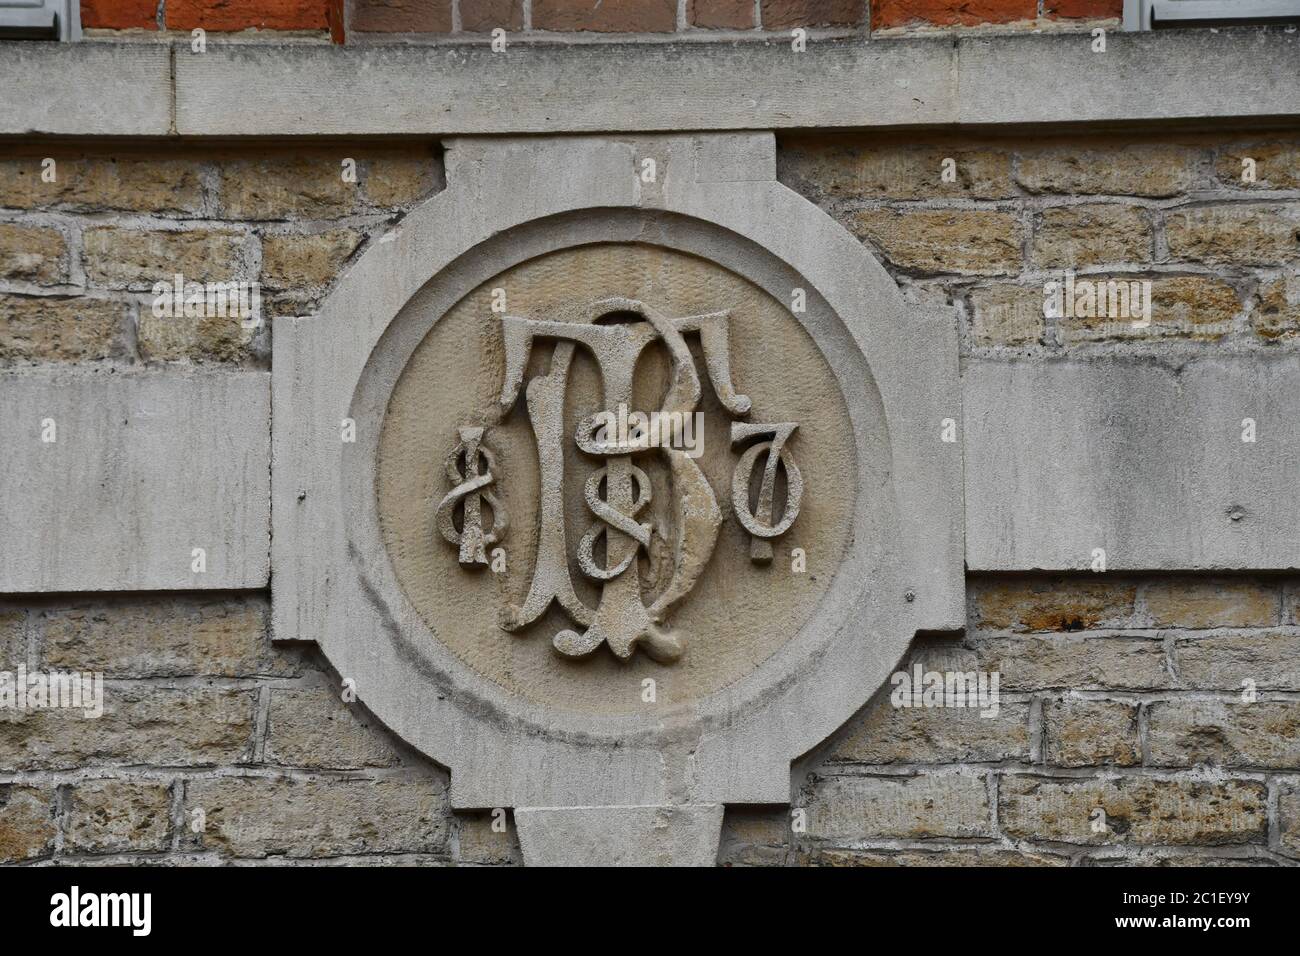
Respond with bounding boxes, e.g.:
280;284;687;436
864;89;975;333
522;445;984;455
1125;0;1300;29
0;0;80;39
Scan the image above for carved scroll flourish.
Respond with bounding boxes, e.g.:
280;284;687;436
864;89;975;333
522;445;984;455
434;426;508;568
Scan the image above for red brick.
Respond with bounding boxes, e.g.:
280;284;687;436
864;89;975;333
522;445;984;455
533;0;677;32
461;0;524;31
328;0;345;40
350;0;451;31
166;0;329;30
872;0;1034;29
81;0;158;29
762;0;865;28
691;0;756;28
1045;0;1121;16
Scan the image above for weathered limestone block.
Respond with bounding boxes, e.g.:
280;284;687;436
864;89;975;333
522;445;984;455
40;596;291;679
1015;144;1196;197
1031;203;1153;268
0;687;256;771
1000;776;1267;845
1174;631;1300;691
1146;699;1300;769
802;774;992;840
0;785;56;863
1043;698;1140;767
975;635;1169;691
851;208;1022;275
0;295;132;364
0;223;68;284
184;776;450;859
65;779;173;854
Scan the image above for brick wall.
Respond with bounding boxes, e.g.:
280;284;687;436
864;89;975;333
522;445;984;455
779;132;1300;352
79;0;1120;40
0;145;440;366
2;133;1298;865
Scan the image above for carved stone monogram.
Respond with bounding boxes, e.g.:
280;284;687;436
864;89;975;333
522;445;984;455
275;135;963;851
435;296;803;663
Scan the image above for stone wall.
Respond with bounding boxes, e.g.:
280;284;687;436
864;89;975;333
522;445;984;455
2;132;1298;865
4;575;1298;864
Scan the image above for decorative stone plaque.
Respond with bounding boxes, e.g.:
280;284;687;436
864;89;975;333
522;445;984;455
272;134;964;865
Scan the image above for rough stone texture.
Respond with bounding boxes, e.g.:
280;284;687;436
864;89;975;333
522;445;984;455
1032;204;1153;268
83;227;248;290
65;779;172;854
0;223;68;285
532;0;677;32
364;155;440;207
800;846;1069;866
1016;145;1196;198
1252;277;1300;340
803;774;993;840
1215;141;1300;191
779;140;1014;200
265;687;401;769
1280;780;1300;858
456;811;522;865
968;284;1045;348
0;785;55;862
828;699;1030;764
0;156;203;214
972;577;1138;632
0;296;132;364
1165;205;1300;266
1043;698;1139;767
851;208;1021;275
261;229;361;290
1057;275;1240;345
2;575;1298;864
136;312;261;365
1147;699;1300;769
1000;776;1268;846
0;688;256;771
1144;579;1280;629
0;608;26;668
219;158;356;220
979;634;1169;691
184;776;450;858
41;597;292;678
1174;631;1300;691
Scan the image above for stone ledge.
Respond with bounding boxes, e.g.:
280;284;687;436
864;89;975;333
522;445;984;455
1;28;1297;138
0;42;171;136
